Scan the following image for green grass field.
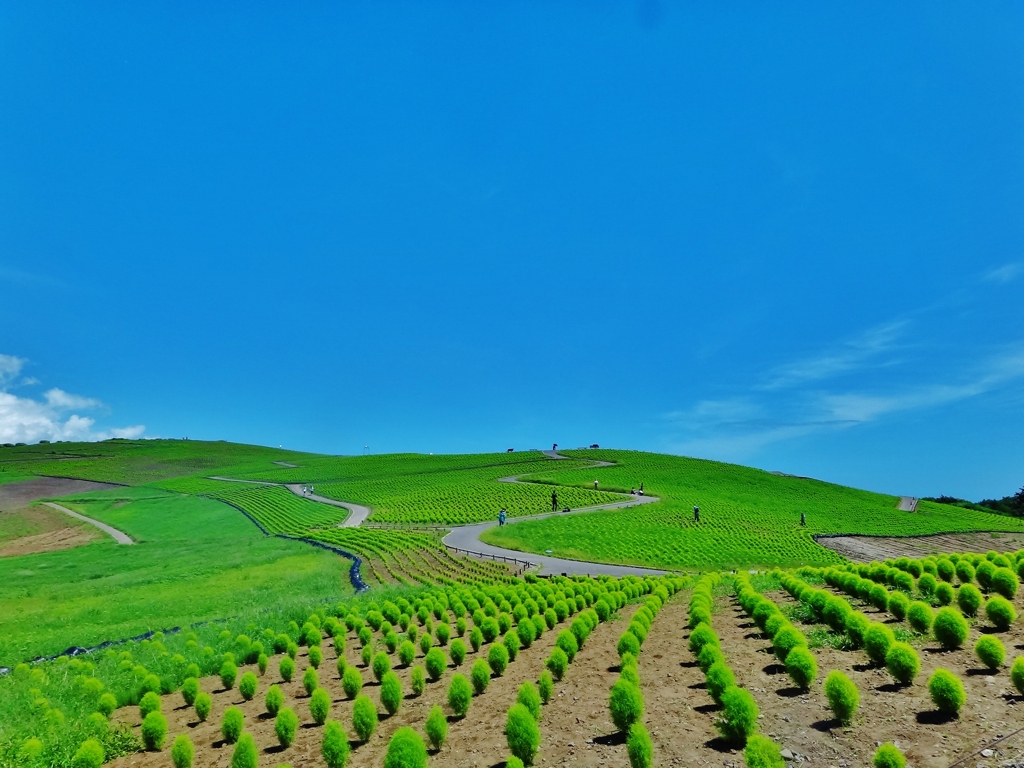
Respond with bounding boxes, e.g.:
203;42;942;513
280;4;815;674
480;450;1021;570
0;487;349;666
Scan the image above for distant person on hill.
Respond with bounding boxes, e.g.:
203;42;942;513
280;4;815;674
801;511;806;527
594;480;598;490
552;443;557;451
551;490;558;512
640;482;644;493
499;508;506;526
631;487;636;495
693;505;700;523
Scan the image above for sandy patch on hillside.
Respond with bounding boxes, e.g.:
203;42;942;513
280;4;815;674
818;531;1024;562
0;504;101;556
0;477;120;512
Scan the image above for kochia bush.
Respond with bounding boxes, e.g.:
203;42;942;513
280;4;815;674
626;722;654;768
975;635;1005;670
824;671;859;725
784;646;817;691
170;735;193;768
426;704;448;750
933;607;969;650
411;665;426;696
385;727;428;768
141;711;168;751
743;734;785;768
538;670;554;704
221;707;244;744
928;668;966;717
71;739;104;768
1011;656;1024;695
985;595;1017;631
238;671;258;701
139;691;161;720
609;678;645;732
230;733;258;768
342;666;363;699
352;694;378;742
906;602;934;634
380;671;403;716
426;647;447;681
450;638;467;667
448;673;472;717
873;743;906;768
517;681;542;721
957;584;982;617
506;704;541;765
472;658;491;694
321;720;350;768
279;655;295;682
193;692;211;722
885;643;920;686
863;623;895;666
705;661;736;705
717;686;758;744
488;643;510;677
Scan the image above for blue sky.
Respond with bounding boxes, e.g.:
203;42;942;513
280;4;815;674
1;2;1022;500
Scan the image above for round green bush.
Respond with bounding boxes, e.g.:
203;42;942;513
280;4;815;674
1011;656;1024;695
538;670;554;704
985;595;1017;631
180;677;199;707
139;691;161;719
705;661;736;704
887;591;909;621
219;660;238;691
303;666;319;696
933;607;970;649
764;612;787;640
902;599;930;632
609;678;645;732
141;711;168;751
450;638;466;667
977;561;996;590
170;734;193;768
556;630;579;662
928;668;966;716
917;573;937;597
411;665;426;696
717;686;759;744
956;560;975;584
771;625;805;663
309;687;331;725
469;626;483;652
279;655;295;682
957;584;982;617
380;671;403;716
71;738;104;768
140;672;162;697
425;647;447;681
264;683;284;716
785;646;817;690
398;640;416;666
864;623;895;666
506;703;541;765
97;692;117;717
975;635;1005;670
221;706;244;744
618;631;641;658
688;623;718;656
308;645;323;669
873;743;906;768
361;645;372;667
436;622;451;646
321;720;350;768
823;597;852;633
448;673;472;717
275;706;298;747
626;722;653;768
467;657;488;694
517;619;535;649
824;671;859;725
352;694;378;741
934;582;954;606
342;666;363;699
419;633;432;655
371;651;390;682
238;671;258;701
517;681;542;721
698;643;725;674
426;704;448;750
488;643;509;677
884;642;919;685
194;691;211;722
743;734;784;768
230;733;257;768
385;727;428;768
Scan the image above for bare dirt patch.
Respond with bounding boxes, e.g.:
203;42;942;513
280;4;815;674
0;523;99;557
818;531;1024;562
0;504;101;556
0;477;120;512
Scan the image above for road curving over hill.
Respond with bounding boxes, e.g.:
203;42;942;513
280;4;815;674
42;502;134;545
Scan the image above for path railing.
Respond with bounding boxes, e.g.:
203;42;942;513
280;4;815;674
444;544;535;570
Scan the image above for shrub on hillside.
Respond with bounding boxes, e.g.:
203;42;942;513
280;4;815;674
626;722;653;768
448;673;472;717
97;692;117;717
716;686;759;744
469;627;483;652
873;743;906;768
557;630;579;662
181;677;199;707
1011;656;1024;696
538;670;554;704
170;735;193;768
698;644;726;674
411;664;426;696
472;658;491;694
906;601;933;634
956;560;976;584
985;596;1017;631
221;706;244;744
194;692;211;722
426;704;448;750
705;661;736;705
933;607;969;649
928;669;966;717
886;591;909;621
771;626;805;663
864;623;895;666
238;671;258;701
517;682;542;721
844;612;871;649
824;671;859;725
398;640;416;666
934;582;954;606
450;638;467;667
303;666;319;696
342;666;363;699
71;739;104;768
384;727;428;768
230;733;258;768
380;671;403;716
785;646;817;690
274;706;298;747
609;678;645;732
506;703;541;765
618;631;641;658
975;635;1005;670
321;720;350;768
884;643;920;686
279;655;295;682
488;643;509;676
957;584;982;617
352;694;378;741
139;691;161;720
688;623;718;656
743;734;785;768
141;711;168;751
219;660;238;691
308;645;323;669
424;647;446;681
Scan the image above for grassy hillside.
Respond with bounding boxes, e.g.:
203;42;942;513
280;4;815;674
480;450;1020;570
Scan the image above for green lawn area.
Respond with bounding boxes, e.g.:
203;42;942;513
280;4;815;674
480;450;1023;571
0;487;350;666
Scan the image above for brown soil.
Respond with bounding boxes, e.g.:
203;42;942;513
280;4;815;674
819;531;1024;562
0;520;99;556
0;476;119;512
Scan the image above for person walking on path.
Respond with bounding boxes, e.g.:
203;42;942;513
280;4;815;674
551;489;558;512
693;505;700;523
594;480;599;490
499;508;507;527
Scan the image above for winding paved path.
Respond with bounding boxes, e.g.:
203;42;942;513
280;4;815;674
43;502;134;545
283;484;370;527
898;496;918;512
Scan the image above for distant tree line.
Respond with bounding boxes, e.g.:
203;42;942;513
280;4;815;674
923;487;1024;518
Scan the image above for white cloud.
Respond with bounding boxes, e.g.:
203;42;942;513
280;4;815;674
982;263;1021;284
21;377;40;386
761;321;907;390
0;354;25;388
0;353;144;444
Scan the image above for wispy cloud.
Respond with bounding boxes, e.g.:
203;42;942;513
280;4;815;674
0;353;144;444
983;263;1021;284
761;321;908;391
